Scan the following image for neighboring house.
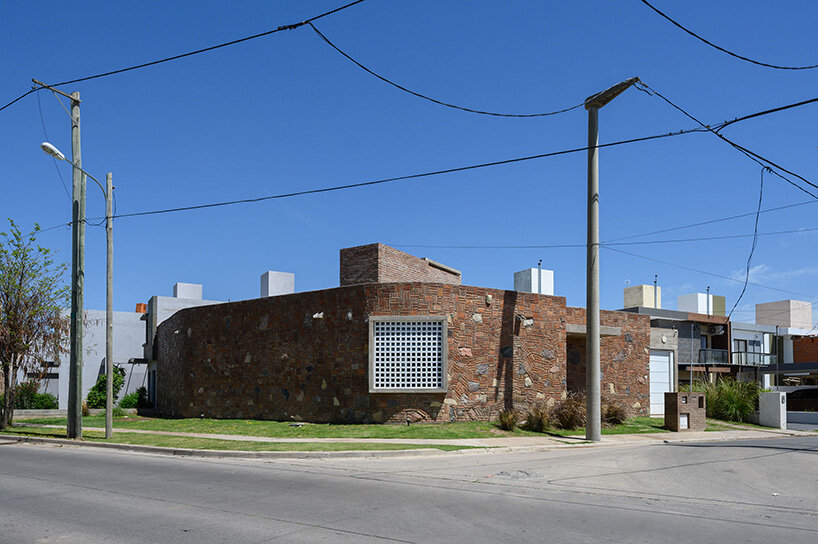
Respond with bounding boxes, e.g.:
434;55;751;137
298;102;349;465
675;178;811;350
756;301;816;387
152;243;652;423
621;284;817;415
25;308;145;409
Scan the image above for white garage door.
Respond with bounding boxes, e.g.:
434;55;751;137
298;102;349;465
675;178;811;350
650;350;674;416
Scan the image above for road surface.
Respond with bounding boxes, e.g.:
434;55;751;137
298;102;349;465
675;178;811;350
1;436;816;543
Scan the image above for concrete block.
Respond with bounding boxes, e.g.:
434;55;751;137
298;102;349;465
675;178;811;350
261;271;295;297
514;268;554;295
173;283;202;300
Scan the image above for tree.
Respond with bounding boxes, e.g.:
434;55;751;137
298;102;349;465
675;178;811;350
0;220;69;429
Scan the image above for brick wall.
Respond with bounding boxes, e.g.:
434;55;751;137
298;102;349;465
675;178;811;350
794;336;818;363
340;244;461;287
156;283;649;423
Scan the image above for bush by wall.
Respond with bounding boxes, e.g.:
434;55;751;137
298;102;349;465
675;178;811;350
682;379;759;423
2;382;59;410
523;402;551;432
552;393;587;430
118;387;150;409
86;366;125;409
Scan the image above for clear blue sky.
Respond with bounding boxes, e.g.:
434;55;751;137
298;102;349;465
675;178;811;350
2;1;816;325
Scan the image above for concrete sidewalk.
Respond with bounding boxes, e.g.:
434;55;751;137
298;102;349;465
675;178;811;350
17;423;815;450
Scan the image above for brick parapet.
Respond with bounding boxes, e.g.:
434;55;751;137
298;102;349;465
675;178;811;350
340;244;461;287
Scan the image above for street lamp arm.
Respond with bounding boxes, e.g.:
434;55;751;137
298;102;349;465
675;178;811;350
65;158;108;202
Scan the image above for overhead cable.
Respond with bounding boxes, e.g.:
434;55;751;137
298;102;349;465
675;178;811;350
640;0;818;70
727;167;767;319
605;199;818;242
603;246;815;299
636;81;818;199
104;127;705;221
0;0;365;111
308;22;585;118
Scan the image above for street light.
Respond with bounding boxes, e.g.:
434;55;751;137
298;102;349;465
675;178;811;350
41;142;115;439
583;77;639;442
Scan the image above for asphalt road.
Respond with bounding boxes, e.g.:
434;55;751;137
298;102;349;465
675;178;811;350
1;436;816;543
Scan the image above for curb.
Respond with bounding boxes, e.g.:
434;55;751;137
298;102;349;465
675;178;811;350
0;434;474;460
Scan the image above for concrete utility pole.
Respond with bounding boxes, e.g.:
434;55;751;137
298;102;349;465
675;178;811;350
105;172;114;439
69;91;85;439
584;77;639;442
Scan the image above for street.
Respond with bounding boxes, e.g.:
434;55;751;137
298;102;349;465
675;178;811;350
1;437;816;543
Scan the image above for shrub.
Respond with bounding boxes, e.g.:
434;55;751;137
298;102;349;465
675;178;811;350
118;391;139;409
111;406;127;418
553;392;586;430
683;379;759;423
10;382;58;410
82;400;90;416
86;366;125;409
497;409;518;431
522;402;551;433
601;396;628;426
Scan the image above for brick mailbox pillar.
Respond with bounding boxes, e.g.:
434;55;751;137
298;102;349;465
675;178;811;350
664;392;706;432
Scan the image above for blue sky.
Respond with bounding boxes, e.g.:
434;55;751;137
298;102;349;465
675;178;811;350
2;1;816;325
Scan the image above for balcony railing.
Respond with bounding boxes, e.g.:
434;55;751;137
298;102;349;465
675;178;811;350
698;349;729;365
731;352;777;367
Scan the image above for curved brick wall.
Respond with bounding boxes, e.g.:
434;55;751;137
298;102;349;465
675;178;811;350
156;283;649;423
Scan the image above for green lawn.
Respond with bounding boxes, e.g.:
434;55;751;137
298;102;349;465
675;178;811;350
1;426;472;452
18;414;675;439
18;415;542;439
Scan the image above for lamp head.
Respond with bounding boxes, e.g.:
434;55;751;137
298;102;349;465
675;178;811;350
40;142;65;161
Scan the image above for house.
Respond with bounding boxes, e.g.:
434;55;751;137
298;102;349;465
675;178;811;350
151;243;651;423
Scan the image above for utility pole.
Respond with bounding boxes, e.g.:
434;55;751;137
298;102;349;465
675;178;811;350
584;77;639;442
105;172;114;439
653;274;658;309
68;91;84;439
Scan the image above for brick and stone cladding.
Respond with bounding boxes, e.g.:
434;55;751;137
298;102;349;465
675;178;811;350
793;336;818;363
564;307;650;415
155;283;649;423
340;244;461;287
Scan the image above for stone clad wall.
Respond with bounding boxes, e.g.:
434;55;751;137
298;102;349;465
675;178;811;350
340;244;461;287
564;307;651;415
156;283;649;422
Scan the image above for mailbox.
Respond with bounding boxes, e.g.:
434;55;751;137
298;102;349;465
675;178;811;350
664;392;706;432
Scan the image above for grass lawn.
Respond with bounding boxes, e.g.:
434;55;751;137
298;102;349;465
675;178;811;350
18;415;676;439
0;426;472;452
548;416;669;437
19;415;543;439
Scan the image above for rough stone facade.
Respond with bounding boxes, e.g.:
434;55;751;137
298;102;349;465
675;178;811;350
156;282;650;423
340;244;461;287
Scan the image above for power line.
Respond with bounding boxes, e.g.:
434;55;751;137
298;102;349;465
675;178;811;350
49;0;365;87
393;225;818;250
308;22;585;118
727;167;767;319
0;0;366;111
636;81;818;199
102;126;705;221
605;199;818;242
36;90;71;200
640;0;818;70
603;245;815;299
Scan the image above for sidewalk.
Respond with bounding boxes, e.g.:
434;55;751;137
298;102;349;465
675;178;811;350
14;423;815;451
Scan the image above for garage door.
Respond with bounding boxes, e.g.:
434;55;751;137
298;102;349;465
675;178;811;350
650;350;674;416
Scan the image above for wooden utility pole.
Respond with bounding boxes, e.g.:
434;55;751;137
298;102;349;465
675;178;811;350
68;91;84;439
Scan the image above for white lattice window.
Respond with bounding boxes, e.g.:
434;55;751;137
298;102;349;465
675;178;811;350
369;316;448;393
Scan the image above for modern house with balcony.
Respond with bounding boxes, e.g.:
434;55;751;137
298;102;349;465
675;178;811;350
754;300;816;386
